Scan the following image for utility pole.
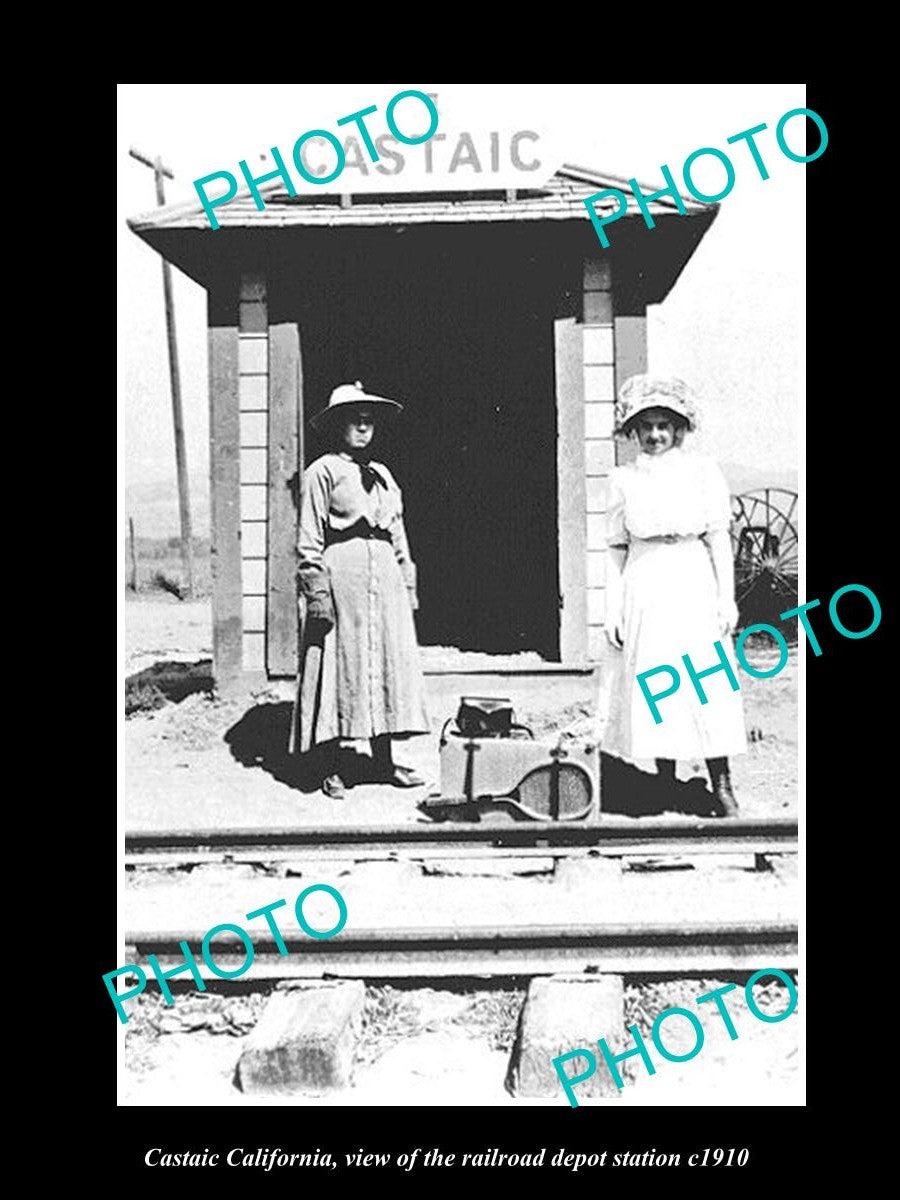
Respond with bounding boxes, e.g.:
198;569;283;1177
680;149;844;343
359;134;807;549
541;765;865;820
129;146;194;598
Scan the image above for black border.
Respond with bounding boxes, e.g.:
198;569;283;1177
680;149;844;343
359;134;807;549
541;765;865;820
110;78;871;1176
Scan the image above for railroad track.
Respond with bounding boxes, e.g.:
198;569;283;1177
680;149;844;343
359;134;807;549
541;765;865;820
127;918;798;979
125;816;798;868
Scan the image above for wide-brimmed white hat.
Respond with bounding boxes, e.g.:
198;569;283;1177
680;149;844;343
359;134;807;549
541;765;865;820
615;375;700;434
310;381;403;429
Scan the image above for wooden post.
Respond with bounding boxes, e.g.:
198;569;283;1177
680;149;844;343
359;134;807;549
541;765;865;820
267;323;302;677
128;517;138;591
129;147;194;598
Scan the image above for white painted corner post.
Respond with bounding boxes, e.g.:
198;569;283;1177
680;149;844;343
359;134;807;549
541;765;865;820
555;309;588;664
582;259;616;662
237;273;270;681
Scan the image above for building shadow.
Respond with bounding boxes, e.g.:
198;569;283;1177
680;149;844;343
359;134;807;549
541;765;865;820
224;702;323;793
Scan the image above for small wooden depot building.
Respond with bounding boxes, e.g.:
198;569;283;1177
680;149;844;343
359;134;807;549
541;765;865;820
129;167;715;688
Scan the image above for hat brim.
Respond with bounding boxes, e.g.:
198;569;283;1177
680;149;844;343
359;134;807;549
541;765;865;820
618;404;695;435
310;396;403;430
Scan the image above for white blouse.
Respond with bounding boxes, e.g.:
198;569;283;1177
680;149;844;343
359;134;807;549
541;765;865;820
605;447;732;545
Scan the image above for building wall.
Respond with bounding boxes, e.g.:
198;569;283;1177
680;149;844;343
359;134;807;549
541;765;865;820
211;259;646;685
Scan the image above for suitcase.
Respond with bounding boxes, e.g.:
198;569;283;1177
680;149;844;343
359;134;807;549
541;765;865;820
437;697;598;820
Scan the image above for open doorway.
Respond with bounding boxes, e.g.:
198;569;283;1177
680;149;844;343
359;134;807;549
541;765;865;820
285;224;562;659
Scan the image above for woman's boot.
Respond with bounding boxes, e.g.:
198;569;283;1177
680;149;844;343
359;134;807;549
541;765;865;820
706;756;739;817
323;742;355;799
372;735;425;787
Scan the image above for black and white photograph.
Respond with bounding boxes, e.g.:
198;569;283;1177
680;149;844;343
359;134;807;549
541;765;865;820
118;82;810;1136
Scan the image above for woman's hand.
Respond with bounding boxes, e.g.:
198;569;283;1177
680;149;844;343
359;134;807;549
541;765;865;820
718;597;739;636
605;614;624;650
303;592;335;632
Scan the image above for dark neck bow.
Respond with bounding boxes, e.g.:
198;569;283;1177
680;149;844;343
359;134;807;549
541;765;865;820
358;461;387;493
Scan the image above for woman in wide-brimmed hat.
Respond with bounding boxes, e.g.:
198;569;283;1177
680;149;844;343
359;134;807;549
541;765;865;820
295;382;429;798
599;375;746;814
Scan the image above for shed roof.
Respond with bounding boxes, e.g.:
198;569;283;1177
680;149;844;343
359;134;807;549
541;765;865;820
128;163;712;233
127;163;717;306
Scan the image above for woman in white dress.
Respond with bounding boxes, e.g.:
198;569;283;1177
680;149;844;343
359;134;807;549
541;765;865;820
601;375;746;815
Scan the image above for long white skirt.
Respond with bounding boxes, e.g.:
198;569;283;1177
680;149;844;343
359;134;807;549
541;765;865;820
600;538;747;762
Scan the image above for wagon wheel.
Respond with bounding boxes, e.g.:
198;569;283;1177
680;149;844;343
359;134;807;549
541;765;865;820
730;488;799;642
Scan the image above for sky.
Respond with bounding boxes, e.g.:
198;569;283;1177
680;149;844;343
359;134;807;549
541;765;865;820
117;83;806;535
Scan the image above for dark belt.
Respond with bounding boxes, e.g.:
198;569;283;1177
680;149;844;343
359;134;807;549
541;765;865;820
326;520;393;547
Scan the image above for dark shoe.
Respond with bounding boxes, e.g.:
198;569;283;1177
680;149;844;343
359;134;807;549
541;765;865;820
322;773;346;799
389;765;426;788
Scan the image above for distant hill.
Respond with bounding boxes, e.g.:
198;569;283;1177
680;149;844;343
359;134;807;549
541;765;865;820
720;462;799;497
124;476;210;539
124;462;799;540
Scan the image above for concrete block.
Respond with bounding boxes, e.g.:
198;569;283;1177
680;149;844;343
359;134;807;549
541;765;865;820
422;856;555;878
586;475;608;513
764;854;799;884
239;373;268;411
585;402;615;438
238;334;268;374
585;437;615;476
586;513;606;550
240;410;268;449
242;594;266;633
242;631;265;672
584;291;613;323
340;860;422;889
242;556;267;594
583;259;612;291
510;974;624;1098
583;326;614;365
239;299;267;333
587;550;606;588
240;447;268;484
586;587;605;625
240;484;268;522
240;520;267;559
554;857;622;889
587;624;605;661
584;364;615;403
237;979;365;1094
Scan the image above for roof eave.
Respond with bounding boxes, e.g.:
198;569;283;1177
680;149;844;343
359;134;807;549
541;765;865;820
129;205;717;305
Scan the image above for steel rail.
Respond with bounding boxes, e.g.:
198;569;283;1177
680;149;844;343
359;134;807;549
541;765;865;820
125;817;798;868
126;919;798;979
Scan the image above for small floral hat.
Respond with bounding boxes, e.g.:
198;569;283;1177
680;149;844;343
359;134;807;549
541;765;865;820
615;375;700;435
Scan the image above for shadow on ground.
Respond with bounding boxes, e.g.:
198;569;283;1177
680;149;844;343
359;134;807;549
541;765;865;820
125;659;214;715
420;753;722;821
222;707;722;817
224;702;323;792
600;754;721;817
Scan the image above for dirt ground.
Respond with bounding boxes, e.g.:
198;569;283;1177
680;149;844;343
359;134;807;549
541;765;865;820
119;594;801;1107
119;977;800;1107
123;595;798;829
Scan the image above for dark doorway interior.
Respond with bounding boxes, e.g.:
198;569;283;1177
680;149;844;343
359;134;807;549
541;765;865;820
281;225;562;658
